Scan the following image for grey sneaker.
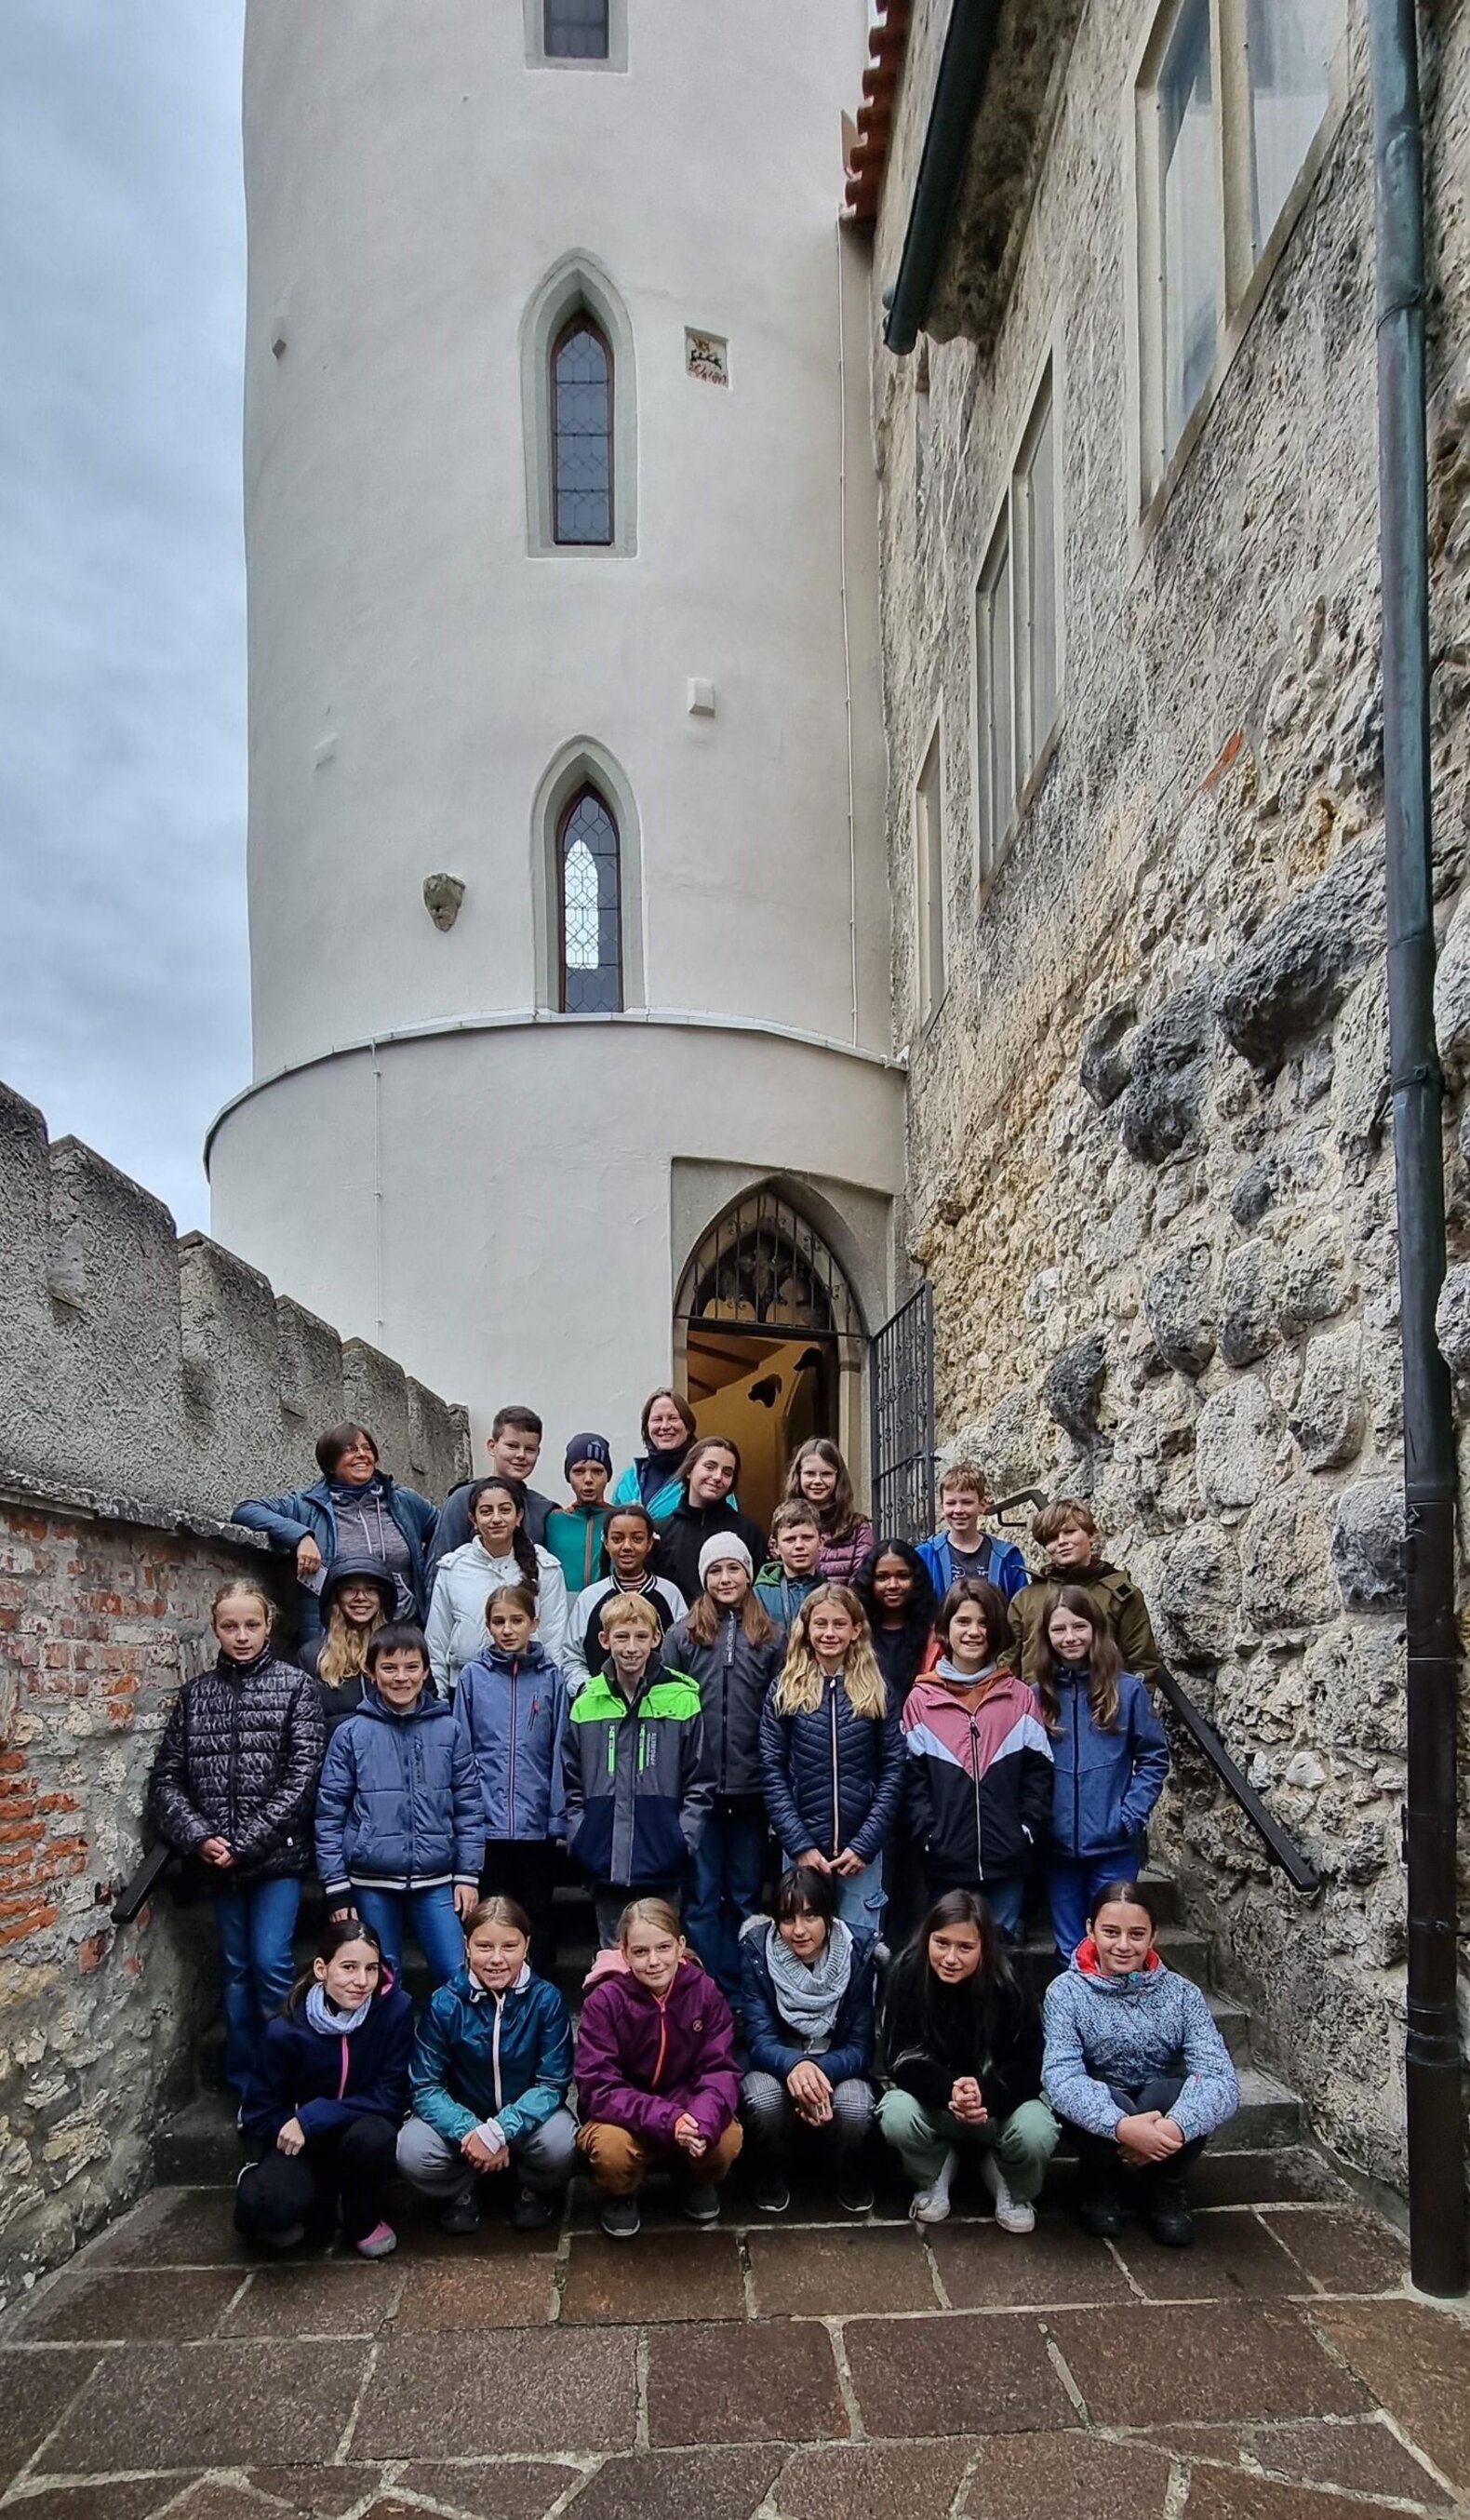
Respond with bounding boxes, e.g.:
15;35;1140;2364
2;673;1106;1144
682;2182;721;2224
600;2194;641;2240
438;2192;480;2237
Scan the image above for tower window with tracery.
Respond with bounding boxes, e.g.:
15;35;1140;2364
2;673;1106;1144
557;785;621;1012
552;315;613;544
543;0;609;58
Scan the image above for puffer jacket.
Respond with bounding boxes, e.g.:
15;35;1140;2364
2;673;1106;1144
314;1688;483;1899
295;1555;397;1693
243;1972;414;2145
663;1610;783;1799
1042;1942;1238;2143
881;1965;1045;2121
425;1537;570;1694
1046;1667;1169;1861
816;1519;875;1586
231;1476;437;1646
759;1672;905;1868
151;1649;325;1883
902;1665;1053;1885
408;1963;573;2145
1008;1562;1161;1684
563;1660;711;1889
738;1917;877;2084
574;1954;738;2149
656;1498;768;1609
453;1638;569;1842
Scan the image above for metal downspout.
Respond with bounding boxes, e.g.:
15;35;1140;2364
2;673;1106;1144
1368;0;1466;2296
883;0;1003;355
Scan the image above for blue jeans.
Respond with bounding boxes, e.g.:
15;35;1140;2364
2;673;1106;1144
352;1883;466;1988
215;1876;302;2100
688;1800;768;1998
833;1852;886;1935
1047;1844;1143;1962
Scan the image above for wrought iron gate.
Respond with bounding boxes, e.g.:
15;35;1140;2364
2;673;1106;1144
869;1283;936;1543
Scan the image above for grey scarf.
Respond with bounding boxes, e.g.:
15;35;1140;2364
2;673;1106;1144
305;1983;374;2039
764;1917;854;2051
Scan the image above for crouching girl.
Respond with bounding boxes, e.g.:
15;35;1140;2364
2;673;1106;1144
738;1866;877;2217
1042;1880;1238;2247
396;1896;577;2234
235;1919;412;2259
877;1889;1059;2231
575;1897;742;2240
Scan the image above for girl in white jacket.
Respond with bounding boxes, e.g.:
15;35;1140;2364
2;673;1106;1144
426;1478;569;1693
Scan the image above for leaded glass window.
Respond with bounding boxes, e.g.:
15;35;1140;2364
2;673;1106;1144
544;0;609;59
552;317;613;545
557;787;621;1012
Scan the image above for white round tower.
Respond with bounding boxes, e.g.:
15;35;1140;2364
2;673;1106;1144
208;0;902;1500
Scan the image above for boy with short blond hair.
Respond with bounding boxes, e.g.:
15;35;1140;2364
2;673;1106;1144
755;1503;824;1631
918;1460;1028;1604
1007;1499;1161;1686
563;1591;711;1944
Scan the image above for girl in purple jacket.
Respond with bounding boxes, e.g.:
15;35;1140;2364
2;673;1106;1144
574;1897;743;2240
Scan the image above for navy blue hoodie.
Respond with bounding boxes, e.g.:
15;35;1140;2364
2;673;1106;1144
243;1974;414;2145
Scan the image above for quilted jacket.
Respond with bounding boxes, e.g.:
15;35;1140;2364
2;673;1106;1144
151;1648;325;1883
314;1687;483;1898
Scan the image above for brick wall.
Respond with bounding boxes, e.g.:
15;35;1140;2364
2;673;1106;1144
0;1479;284;2308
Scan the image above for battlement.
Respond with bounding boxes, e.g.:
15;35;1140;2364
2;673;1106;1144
0;1080;470;1517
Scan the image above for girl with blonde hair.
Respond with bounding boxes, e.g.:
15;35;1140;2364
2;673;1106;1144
758;1584;904;1934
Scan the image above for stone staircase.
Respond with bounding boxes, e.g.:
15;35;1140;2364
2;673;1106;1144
154;1858;1310;2188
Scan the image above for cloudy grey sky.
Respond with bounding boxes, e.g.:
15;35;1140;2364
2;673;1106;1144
0;0;247;1234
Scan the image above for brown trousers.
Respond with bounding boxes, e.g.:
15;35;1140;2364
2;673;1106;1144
578;2117;743;2196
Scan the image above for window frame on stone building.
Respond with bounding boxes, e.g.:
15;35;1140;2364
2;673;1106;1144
555;782;623;1012
524;0;627;71
914;721;946;1029
521;254;638;557
1130;0;1347;519
973;354;1062;889
551;312;615;547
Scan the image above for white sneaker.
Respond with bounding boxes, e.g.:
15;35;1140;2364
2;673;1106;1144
981;2152;1035;2234
909;2144;959;2224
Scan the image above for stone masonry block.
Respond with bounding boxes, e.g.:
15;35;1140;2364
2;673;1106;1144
178;1236;294;1518
41;1139;185;1508
341;1341;413;1477
1215;837;1384;1078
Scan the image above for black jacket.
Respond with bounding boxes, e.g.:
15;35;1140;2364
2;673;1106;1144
656;1500;768;1609
663;1610;783;1798
880;1966;1044;2120
151;1650;326;1883
295;1556;398;1718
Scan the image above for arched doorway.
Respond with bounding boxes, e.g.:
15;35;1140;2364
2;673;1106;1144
673;1188;866;1535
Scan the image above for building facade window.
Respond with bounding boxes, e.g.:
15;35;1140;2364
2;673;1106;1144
552;315;613;545
915;728;945;1026
557;784;622;1012
976;358;1062;878
543;0;609;58
1137;0;1343;495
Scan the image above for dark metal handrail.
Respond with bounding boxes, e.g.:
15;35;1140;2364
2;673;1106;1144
1154;1664;1320;1897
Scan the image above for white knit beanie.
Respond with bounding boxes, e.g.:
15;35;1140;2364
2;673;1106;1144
699;1532;754;1586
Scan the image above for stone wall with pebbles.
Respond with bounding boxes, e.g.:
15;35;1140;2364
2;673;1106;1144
869;0;1470;2187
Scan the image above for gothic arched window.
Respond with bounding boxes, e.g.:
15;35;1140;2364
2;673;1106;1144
552;315;613;546
557;784;622;1011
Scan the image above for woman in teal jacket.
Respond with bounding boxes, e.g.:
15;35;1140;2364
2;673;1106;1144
608;1388;698;1524
396;1895;577;2233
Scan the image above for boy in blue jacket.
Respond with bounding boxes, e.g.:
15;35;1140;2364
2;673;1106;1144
918;1460;1028;1604
396;1894;577;2233
315;1623;482;1987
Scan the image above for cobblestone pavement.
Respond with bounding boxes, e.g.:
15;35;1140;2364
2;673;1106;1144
2;2153;1468;2520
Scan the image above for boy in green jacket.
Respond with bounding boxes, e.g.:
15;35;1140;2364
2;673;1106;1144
564;1592;711;1947
1007;1500;1161;1686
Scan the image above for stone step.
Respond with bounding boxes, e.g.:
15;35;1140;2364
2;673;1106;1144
1208;1991;1253;2063
1229;2065;1306;2151
154;2093;243;2186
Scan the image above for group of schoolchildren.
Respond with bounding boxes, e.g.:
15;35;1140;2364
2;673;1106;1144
148;1391;1239;2266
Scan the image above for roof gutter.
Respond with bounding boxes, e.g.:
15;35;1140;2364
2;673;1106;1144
883;0;1004;355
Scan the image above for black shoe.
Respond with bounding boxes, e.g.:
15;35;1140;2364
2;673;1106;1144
600;2194;640;2240
753;2173;790;2215
510;2183;555;2232
1146;2171;1195;2247
1078;2183;1124;2239
836;2178;875;2216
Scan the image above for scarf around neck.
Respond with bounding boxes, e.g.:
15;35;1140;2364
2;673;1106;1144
765;1917;854;2048
305;1983;374;2038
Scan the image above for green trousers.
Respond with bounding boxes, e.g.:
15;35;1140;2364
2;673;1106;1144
876;2088;1060;2200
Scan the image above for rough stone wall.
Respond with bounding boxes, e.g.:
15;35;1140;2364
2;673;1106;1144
0;1079;472;1521
0;1480;277;2307
869;0;1470;2189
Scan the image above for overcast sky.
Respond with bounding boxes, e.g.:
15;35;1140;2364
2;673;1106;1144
0;0;247;1235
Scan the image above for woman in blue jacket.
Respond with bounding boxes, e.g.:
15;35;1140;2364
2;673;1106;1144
758;1585;905;1936
738;1866;877;2216
234;1421;437;1650
608;1387;699;1523
314;1624;483;1987
1034;1588;1170;1962
396;1895;577;2233
235;1917;412;2259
